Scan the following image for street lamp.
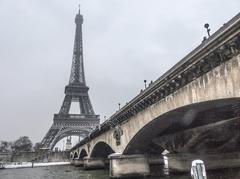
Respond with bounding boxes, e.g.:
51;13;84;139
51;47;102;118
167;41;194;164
204;23;211;37
144;80;147;89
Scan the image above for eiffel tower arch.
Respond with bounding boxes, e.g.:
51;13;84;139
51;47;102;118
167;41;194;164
40;7;100;150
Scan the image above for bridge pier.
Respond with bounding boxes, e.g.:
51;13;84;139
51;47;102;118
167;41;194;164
71;159;84;167
83;157;105;170
109;153;150;178
148;154;164;165
167;152;240;172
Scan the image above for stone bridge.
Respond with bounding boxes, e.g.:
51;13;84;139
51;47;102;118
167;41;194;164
70;13;240;178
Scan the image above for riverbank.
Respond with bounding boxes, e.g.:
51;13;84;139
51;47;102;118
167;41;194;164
1;162;70;169
0;151;69;163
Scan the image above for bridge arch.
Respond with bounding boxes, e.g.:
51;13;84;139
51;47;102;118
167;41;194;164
50;128;91;150
73;151;78;159
79;149;88;159
123;98;240;155
90;141;115;158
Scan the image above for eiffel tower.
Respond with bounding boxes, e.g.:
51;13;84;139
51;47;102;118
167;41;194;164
40;7;100;150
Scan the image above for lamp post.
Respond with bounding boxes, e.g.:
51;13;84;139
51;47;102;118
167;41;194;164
204;23;211;37
144;80;147;89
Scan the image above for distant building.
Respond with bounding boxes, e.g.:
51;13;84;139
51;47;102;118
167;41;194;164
65;137;72;151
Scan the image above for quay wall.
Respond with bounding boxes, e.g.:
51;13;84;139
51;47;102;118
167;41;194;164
0;152;69;162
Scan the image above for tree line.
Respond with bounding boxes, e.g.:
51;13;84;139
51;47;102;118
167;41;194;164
0;136;41;153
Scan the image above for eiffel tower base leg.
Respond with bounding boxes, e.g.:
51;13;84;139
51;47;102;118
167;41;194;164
83;157;105;170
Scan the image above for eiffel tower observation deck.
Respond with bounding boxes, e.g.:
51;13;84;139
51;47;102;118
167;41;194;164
40;7;100;150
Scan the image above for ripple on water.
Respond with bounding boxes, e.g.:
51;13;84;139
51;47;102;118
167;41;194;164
0;165;240;179
0;165;109;179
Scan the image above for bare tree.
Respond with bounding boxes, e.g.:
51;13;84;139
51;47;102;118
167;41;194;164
0;141;11;153
11;136;33;153
33;142;41;152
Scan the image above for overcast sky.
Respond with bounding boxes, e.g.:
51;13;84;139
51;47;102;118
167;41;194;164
0;0;239;143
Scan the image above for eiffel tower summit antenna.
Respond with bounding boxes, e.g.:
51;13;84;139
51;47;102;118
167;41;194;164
40;6;100;150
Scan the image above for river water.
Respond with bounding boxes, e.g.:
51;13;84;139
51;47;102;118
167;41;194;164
1;165;240;179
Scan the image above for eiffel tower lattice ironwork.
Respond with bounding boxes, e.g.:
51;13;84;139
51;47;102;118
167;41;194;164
40;8;100;150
